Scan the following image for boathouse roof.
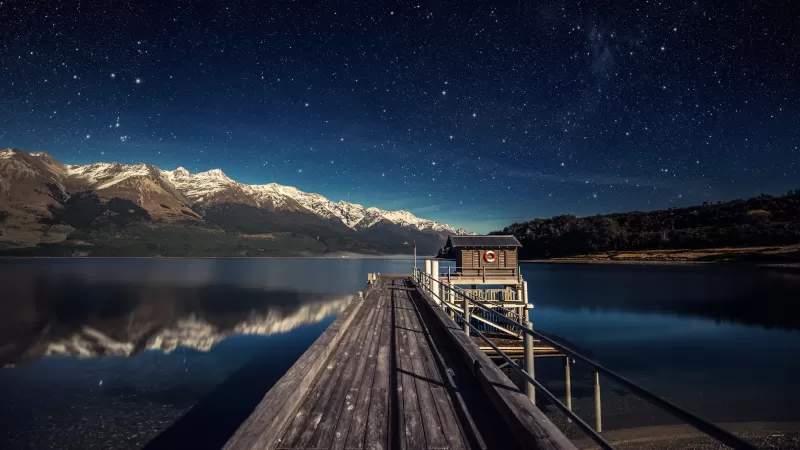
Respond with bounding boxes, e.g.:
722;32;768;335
445;235;522;249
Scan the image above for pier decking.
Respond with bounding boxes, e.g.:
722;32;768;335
224;276;574;450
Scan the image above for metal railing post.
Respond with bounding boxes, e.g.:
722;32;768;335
448;286;455;319
594;371;602;433
524;319;535;404
464;295;470;336
565;357;572;421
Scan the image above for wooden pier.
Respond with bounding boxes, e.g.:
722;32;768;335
224;276;575;450
221;236;759;450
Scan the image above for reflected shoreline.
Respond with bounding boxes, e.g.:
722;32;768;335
1;277;352;367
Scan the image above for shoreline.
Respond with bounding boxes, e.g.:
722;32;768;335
522;258;800;274
521;244;800;266
0;254;429;260
569;421;800;449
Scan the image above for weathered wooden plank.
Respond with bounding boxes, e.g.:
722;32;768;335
393;280;426;449
395;284;449;450
276;300;366;448
404;282;469;450
411;280;577;450
362;283;393;450
407;280;488;450
475;364;576;450
291;291;382;448
224;290;367;450
309;281;386;448
277;292;375;447
335;285;388;450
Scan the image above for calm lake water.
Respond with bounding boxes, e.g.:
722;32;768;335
1;258;798;449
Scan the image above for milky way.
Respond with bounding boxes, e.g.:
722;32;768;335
1;0;797;232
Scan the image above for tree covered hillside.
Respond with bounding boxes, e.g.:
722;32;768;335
500;190;800;259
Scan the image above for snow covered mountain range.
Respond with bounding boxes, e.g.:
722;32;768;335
0;148;470;255
65;158;466;234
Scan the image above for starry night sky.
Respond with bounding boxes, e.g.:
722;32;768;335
1;1;798;232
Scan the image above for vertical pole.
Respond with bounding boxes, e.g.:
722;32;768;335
565;357;572;420
431;260;439;303
448;287;455;320
523;280;529;307
463;295;470;336
424;259;432;294
524;320;535;404
413;240;417;271
594;371;602;432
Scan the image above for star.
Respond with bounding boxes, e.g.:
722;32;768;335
135;78;142;84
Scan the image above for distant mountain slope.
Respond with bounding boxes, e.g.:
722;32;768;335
501;191;800;260
0;148;470;256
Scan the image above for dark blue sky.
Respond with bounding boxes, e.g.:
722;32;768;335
1;0;798;233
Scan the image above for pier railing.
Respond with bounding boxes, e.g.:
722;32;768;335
411;268;757;450
438;265;522;284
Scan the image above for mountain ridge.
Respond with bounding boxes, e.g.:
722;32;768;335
0;148;471;256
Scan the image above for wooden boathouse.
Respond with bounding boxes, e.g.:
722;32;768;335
224;236;758;450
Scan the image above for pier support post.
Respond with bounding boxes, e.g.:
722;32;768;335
463;296;470;336
524;320;535;404
448;286;455;320
594;371;602;432
565;357;572;420
522;280;529;306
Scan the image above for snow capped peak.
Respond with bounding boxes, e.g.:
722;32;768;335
239;182;465;233
198;168;231;180
172;166;190;176
0;148;16;159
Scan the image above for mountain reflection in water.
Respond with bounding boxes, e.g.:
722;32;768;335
0;276;352;367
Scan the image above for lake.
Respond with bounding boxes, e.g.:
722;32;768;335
1;258;798;449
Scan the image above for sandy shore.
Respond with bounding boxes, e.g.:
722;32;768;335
569;422;800;449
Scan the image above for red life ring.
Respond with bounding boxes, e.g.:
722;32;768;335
483;251;496;263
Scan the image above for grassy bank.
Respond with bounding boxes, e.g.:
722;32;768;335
522;244;800;264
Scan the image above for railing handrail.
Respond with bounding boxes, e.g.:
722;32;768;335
454;301;615;449
412;268;757;450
